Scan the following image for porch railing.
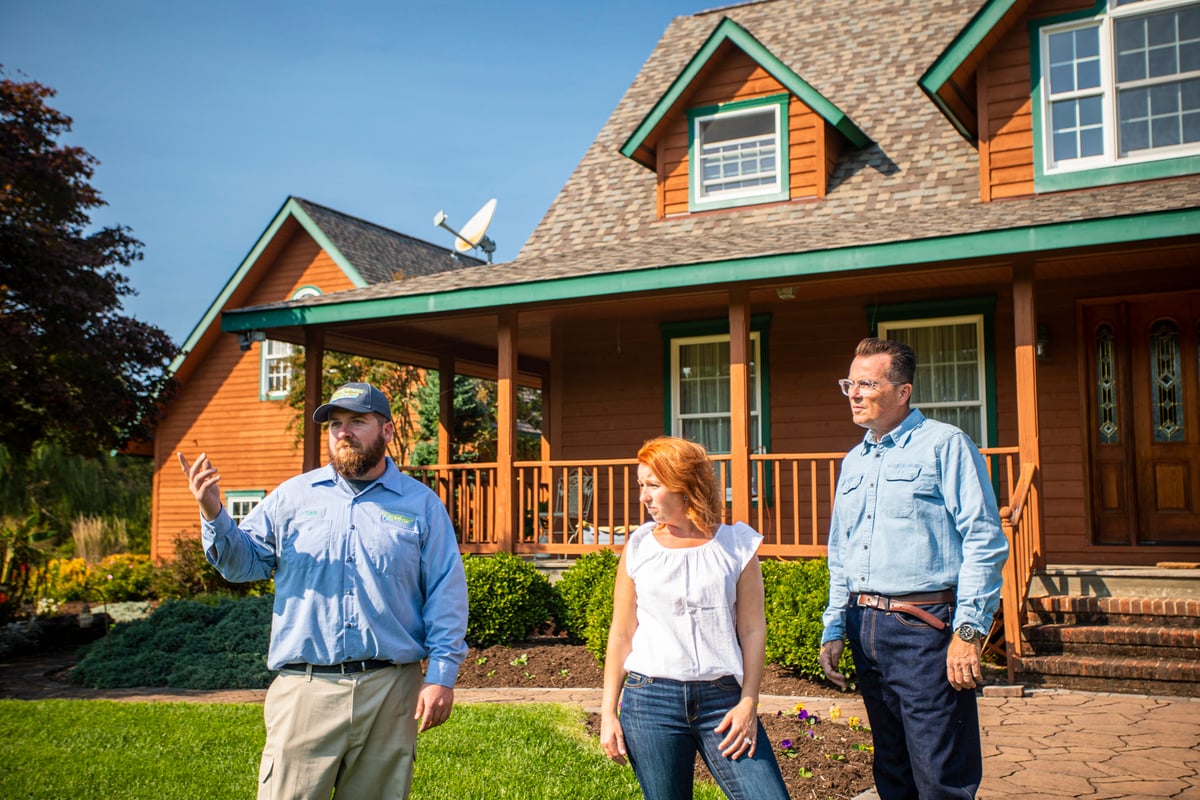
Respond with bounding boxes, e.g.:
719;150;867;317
402;463;498;553
401;446;1024;560
997;462;1041;681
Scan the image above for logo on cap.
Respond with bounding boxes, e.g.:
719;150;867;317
330;386;366;403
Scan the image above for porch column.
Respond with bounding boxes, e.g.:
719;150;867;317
496;311;519;552
1013;260;1044;490
303;328;326;472
437;349;455;467
728;287;752;523
1013;259;1044;559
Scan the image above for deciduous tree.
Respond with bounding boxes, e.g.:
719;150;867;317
0;70;176;458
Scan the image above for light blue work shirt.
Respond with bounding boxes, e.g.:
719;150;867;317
821;409;1009;645
201;458;468;686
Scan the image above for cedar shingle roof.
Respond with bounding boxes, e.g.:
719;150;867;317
245;0;1199;313
293;197;483;284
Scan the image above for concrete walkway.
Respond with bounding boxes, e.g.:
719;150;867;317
4;653;1198;799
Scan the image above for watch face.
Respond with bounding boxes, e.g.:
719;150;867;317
955;624;980;641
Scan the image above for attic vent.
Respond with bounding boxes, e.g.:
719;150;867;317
391;269;406;281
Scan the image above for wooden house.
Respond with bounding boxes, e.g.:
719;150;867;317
211;0;1198;692
149;197;481;560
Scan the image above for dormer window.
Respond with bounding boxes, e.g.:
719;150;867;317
688;94;790;211
1038;0;1199;177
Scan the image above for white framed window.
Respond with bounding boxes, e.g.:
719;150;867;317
260;286;321;399
226;491;265;525
1040;0;1200;174
688;94;789;211
670;333;763;455
879;316;989;446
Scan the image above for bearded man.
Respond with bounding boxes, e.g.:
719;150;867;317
179;382;468;800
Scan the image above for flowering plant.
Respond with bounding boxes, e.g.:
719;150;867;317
775;702;873;764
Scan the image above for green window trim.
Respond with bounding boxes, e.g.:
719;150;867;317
688;94;791;212
660;316;773;505
866;296;999;450
226;490;266;524
1029;0;1200;193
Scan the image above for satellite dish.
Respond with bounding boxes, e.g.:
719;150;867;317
432;198;497;263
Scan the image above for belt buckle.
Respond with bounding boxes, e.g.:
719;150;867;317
857;593;886;611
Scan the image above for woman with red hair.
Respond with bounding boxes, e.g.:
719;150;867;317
599;436;788;800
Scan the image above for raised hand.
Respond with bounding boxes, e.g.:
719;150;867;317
178;451;223;521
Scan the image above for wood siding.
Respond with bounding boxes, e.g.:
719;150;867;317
979;0;1096;201
150;231;355;560
658;43;830;217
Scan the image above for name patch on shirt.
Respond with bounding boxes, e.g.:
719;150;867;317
382;511;417;526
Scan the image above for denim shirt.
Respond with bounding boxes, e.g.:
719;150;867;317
821;409;1009;645
201;459;469;685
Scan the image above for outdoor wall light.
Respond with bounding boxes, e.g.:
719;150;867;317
236;330;267;352
776;286;797;300
1036;324;1050;362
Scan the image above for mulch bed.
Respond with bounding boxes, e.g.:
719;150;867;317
465;640;875;799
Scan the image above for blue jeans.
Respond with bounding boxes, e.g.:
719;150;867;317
847;602;981;800
618;672;790;800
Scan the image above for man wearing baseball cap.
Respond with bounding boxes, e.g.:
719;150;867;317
179;381;468;800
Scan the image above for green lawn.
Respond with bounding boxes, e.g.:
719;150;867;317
0;700;726;799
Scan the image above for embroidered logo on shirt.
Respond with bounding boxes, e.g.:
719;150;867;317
382;511;416;525
299;508;324;517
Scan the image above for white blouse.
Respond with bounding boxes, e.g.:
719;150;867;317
622;521;762;684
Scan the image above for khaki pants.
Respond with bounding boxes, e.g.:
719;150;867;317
257;662;423;800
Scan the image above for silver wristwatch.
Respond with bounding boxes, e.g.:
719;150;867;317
954;623;982;643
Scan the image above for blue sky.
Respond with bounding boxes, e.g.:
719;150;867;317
2;1;705;344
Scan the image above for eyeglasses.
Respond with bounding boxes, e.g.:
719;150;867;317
838;378;904;396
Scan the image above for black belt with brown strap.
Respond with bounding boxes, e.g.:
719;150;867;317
852;589;955;630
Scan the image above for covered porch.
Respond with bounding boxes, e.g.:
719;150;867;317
222;271;1049;666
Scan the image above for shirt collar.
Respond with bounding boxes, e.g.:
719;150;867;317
861;408;925;451
312;457;404;495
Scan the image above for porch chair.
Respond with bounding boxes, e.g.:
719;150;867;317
540;471;594;544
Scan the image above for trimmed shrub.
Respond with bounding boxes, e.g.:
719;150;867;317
583;573;616;666
555;549;619;643
462;553;563;647
761;557;855;683
71;595;274;689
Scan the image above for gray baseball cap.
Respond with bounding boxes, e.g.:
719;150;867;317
313;382;392;422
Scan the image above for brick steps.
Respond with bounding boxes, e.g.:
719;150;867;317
1012;593;1200;698
1021;623;1200;658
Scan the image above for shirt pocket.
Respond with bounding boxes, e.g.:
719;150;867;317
280;518;334;569
839;472;864;496
359;523;421;577
882;464;922;517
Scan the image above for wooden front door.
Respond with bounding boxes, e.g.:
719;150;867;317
1084;294;1200;546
